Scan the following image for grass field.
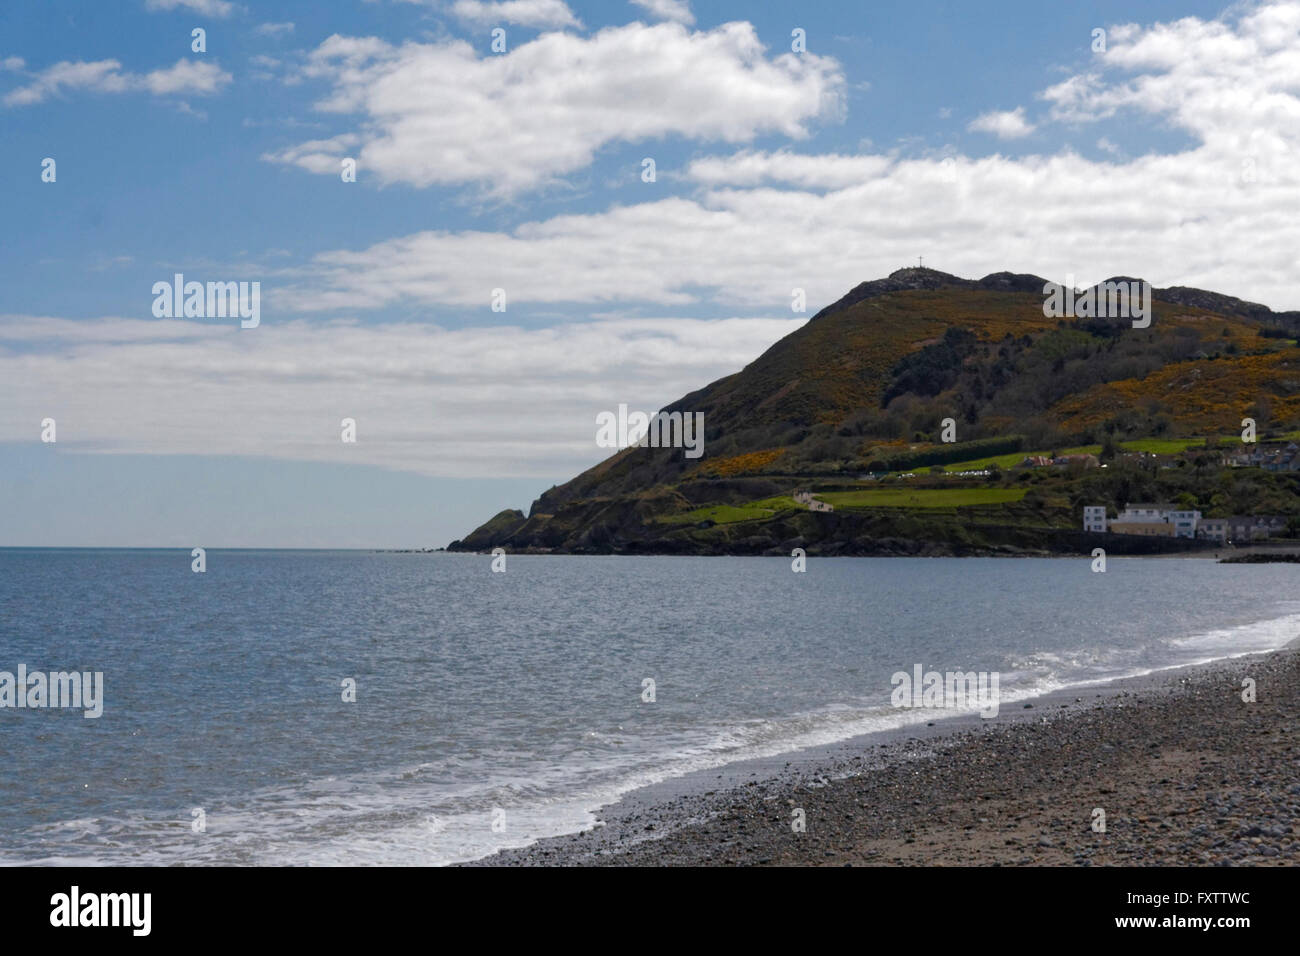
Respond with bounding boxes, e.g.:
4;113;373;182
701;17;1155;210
932;437;1228;473
1118;437;1219;454
657;503;775;525
820;488;1028;509
657;496;802;525
934;445;1100;473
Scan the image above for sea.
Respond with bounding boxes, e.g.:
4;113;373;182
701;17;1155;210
0;549;1294;865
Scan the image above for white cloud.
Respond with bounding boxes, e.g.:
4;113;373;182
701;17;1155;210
4;57;231;106
268;22;845;195
254;22;296;37
630;0;694;26
2;56;24;71
0;315;216;342
4;60;130;106
445;0;582;30
261;2;1300;311
144;0;235;17
263;133;362;173
0;314;800;478
303;144;1295;311
266;4;1300;314
685;149;891;189
14;3;1300;488
142;59;232;95
1042;0;1300;156
967;106;1035;138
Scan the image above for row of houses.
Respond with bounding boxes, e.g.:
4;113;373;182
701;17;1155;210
1015;441;1300;474
1226;442;1300;472
1083;503;1290;543
1204;515;1289;542
1084;503;1203;538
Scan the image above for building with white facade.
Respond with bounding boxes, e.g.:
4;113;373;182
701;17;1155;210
1082;506;1107;532
1115;503;1173;523
1098;505;1286;543
1108;503;1202;538
1167;510;1202;539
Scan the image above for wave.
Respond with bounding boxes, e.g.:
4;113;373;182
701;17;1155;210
7;609;1297;867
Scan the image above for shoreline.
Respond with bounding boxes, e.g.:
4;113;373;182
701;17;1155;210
468;643;1300;866
436;544;1300;559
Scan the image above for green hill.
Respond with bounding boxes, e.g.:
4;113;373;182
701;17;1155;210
450;268;1300;555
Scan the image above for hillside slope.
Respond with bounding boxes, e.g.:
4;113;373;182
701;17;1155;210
450;268;1300;555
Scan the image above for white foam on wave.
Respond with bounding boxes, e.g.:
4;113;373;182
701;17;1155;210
9;608;1297;867
1168;607;1300;656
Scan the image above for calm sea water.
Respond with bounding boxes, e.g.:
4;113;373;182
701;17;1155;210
0;549;1295;865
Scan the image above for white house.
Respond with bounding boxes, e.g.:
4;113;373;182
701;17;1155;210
1112;504;1201;541
1167;509;1202;539
1110;503;1201;538
1115;503;1172;523
1083;506;1107;533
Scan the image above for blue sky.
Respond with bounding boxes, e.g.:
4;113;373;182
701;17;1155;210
1;0;1297;546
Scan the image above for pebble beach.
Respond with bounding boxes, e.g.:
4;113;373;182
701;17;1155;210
474;645;1300;866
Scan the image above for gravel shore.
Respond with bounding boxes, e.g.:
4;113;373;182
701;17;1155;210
471;646;1299;866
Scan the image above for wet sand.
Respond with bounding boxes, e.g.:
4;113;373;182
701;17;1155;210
471;645;1300;866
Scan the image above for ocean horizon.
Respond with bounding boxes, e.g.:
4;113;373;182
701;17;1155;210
2;549;1294;866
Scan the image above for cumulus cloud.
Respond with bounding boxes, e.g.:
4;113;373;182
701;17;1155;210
1042;0;1300;155
268;1;1300;313
0;314;801;478
967;106;1035;138
685;150;891;189
4;58;231;106
14;3;1300;489
266;22;845;195
273;142;1298;315
141;59;232;95
144;0;235;17
4;60;129;106
263;133;362;174
254;22;296;37
444;0;582;30
630;0;694;26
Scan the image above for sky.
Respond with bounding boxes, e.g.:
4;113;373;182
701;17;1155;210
2;0;1299;547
